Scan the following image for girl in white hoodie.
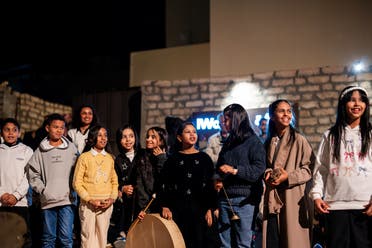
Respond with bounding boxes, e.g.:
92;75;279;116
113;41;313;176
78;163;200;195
310;86;372;248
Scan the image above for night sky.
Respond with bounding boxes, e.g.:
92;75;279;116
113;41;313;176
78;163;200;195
0;2;166;105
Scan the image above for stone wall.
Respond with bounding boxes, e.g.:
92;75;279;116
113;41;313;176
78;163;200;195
0;82;72;137
141;65;372;151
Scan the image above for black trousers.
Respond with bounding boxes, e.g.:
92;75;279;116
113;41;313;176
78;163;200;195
266;214;279;248
325;210;372;248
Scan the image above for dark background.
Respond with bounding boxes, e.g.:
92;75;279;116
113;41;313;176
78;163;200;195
0;2;166;105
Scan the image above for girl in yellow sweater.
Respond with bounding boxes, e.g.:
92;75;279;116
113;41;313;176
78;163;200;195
73;125;118;248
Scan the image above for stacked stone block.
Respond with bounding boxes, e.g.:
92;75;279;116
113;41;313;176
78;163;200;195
0;82;72;138
141;65;372;151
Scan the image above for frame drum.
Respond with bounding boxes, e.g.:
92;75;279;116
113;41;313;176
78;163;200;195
0;212;27;248
126;213;185;248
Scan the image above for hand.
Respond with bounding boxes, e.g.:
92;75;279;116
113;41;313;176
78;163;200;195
214;180;223;191
100;198;114;209
0;193;17;206
265;168;288;187
363;202;372;216
153;147;165;156
219;164;237;175
5;194;17;206
264;171;271;182
138;210;146;221
162;207;172;220
123;185;134;196
88;199;103;210
0;193;10;204
314;199;330;214
205;209;213;227
214;209;219;219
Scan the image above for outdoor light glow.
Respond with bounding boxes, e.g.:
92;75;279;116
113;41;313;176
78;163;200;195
223;82;261;109
353;61;365;72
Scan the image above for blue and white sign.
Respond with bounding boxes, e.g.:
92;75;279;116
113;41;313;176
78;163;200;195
196;117;221;131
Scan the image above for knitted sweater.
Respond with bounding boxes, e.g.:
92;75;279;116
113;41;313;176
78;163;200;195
73;149;118;202
216;134;266;203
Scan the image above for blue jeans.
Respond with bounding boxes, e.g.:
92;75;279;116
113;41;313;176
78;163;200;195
218;197;255;248
41;205;74;248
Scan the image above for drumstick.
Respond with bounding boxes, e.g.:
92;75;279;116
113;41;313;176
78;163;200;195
128;193;156;234
130;190;136;222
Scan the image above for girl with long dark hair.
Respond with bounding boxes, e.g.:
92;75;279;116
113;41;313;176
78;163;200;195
73;125;118;248
262;99;314;248
215;103;266;248
310;86;372;248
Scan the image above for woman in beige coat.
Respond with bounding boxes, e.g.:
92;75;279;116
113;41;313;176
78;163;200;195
262;99;314;248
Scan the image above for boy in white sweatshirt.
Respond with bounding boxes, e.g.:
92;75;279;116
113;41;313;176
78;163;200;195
0;118;33;246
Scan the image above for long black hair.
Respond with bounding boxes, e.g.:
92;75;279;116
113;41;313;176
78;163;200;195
116;124;140;155
223;103;255;149
329;86;371;162
265;99;297;149
71;104;98;132
146;126;168;153
82;125;113;154
165;116;184;155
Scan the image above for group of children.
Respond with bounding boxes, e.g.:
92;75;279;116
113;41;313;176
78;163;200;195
0;85;371;248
